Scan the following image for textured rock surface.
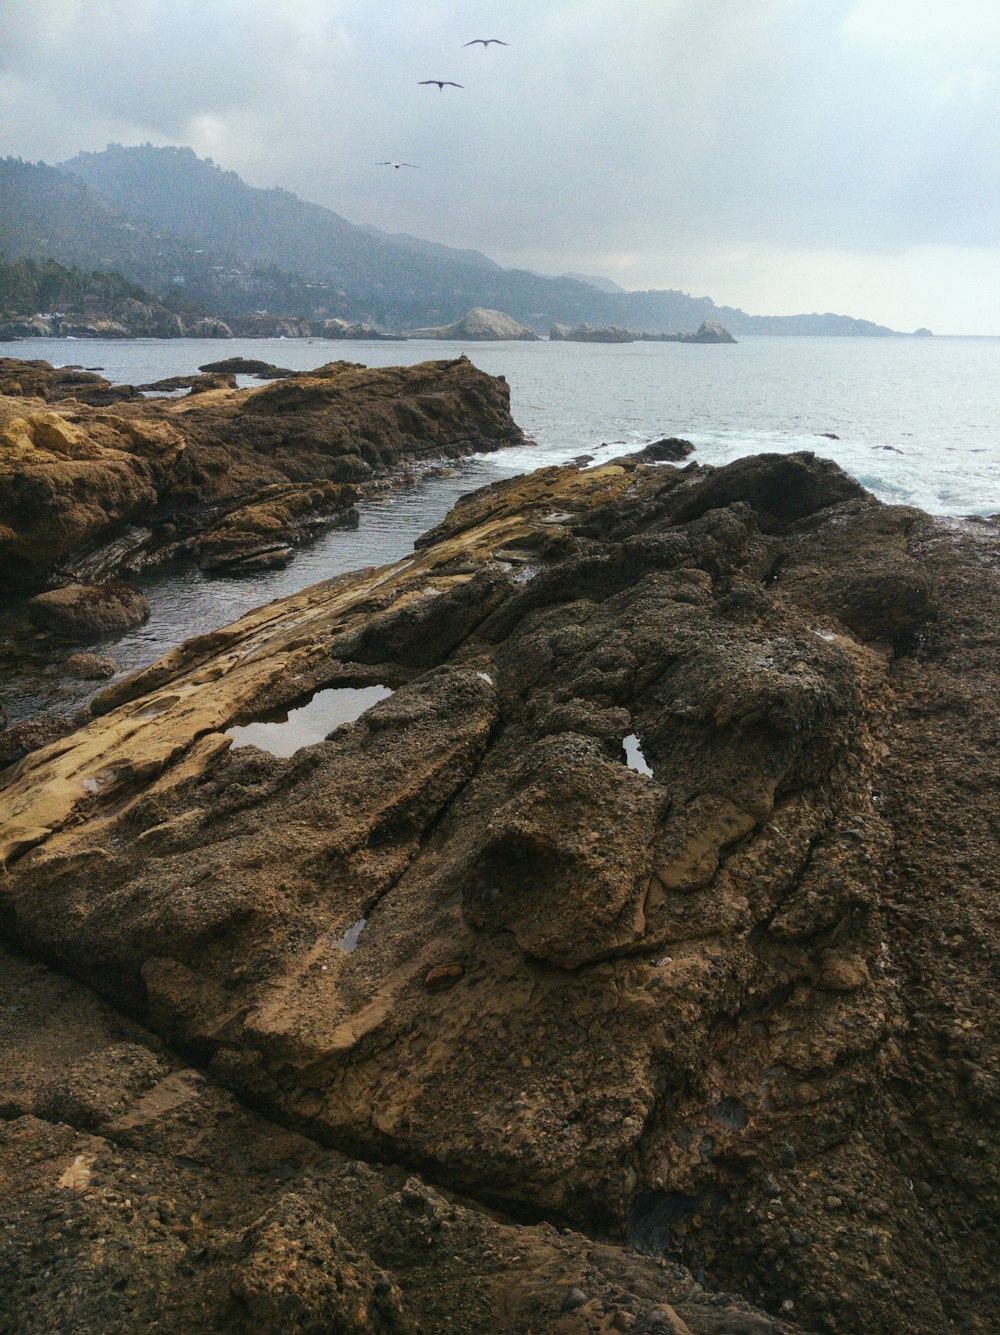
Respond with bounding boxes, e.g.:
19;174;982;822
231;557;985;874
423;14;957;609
0;450;997;1333
0;940;800;1333
28;581;150;640
0;355;526;589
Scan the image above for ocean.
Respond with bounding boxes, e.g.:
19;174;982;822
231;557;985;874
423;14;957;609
2;333;998;721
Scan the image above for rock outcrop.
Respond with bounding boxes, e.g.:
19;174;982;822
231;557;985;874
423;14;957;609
27;581;150;641
550;321;736;345
409;308;539;340
0;449;996;1333
550;323;636;343
0;355;526;589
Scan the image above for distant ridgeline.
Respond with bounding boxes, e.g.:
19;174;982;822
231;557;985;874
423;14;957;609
0;147;917;337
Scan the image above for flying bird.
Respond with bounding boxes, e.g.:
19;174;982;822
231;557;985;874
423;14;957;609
419;80;464;89
463;39;508;47
378;161;419;170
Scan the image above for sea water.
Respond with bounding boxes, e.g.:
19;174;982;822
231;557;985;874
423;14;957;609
2;334;997;721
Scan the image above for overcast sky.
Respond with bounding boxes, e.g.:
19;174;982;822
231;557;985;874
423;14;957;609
2;0;999;333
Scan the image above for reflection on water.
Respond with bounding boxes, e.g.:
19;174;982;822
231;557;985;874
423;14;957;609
226;683;393;758
334;917;367;954
623;733;653;777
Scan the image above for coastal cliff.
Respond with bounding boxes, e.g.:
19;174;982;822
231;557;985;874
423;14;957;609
0;448;996;1333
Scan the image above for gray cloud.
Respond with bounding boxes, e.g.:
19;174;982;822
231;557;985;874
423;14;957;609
1;0;998;331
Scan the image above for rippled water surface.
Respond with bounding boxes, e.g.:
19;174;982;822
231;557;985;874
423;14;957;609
2;333;998;721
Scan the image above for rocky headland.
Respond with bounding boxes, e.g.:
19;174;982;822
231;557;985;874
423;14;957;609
0;354;525;591
550;321;736;345
0;443;997;1333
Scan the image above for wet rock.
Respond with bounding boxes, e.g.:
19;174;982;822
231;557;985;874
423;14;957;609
640;437;697;462
0;713;75;768
27;582;150;641
0;354;525;590
65;651;117;679
198;358;295;378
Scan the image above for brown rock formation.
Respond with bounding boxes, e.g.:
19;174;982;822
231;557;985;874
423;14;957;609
0;450;996;1333
0;945;795;1335
0;355;526;589
27;581;150;640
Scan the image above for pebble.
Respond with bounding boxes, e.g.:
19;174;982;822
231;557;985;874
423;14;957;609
562;1287;588;1312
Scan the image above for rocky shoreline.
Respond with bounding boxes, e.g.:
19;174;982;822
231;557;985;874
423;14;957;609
0;426;997;1331
0;354;524;593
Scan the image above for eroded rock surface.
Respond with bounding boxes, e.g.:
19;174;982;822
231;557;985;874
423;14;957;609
0;354;525;588
1;450;997;1334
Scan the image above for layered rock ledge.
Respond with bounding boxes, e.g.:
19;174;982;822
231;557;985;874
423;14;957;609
0;450;997;1334
0;355;525;589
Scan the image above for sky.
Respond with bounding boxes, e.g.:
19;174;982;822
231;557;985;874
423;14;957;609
2;0;999;333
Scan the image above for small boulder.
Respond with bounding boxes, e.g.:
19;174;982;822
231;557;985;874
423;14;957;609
66;651;117;679
639;437;696;462
28;582;150;641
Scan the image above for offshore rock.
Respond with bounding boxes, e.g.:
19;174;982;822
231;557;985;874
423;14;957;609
0;355;526;589
408;307;539;340
550;321;736;345
550;323;636;343
0;450;997;1334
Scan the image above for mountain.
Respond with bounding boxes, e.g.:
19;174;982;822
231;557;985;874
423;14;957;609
0;146;903;335
561;271;627;294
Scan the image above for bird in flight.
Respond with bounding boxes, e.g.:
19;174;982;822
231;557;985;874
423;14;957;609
463;39;508;48
378;161;418;170
419;80;464;89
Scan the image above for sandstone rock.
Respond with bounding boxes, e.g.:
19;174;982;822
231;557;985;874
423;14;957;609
0;450;995;1335
0;714;75;769
0;354;524;589
28;582;149;640
65;651;117;679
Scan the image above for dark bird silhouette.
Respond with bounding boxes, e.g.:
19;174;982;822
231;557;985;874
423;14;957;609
378;161;418;169
463;39;508;47
418;80;464;89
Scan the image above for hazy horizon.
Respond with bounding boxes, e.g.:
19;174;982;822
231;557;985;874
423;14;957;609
3;0;998;335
